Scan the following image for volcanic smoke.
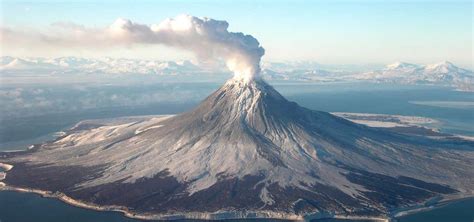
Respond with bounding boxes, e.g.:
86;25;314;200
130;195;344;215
1;15;266;82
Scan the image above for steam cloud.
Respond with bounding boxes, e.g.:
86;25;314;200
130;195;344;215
1;15;265;82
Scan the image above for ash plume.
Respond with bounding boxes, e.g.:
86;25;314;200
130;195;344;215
1;15;265;82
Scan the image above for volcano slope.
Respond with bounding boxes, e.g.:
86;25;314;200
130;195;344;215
1;78;474;220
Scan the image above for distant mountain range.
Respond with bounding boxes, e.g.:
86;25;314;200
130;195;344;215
1;57;473;91
354;61;474;91
262;61;473;91
0;56;208;76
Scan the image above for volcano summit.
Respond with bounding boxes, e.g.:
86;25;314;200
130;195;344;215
1;76;474;220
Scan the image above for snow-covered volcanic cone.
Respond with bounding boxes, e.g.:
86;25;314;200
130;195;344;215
1;77;474;220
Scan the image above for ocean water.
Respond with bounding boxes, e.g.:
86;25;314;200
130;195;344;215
0;191;138;222
396;198;474;222
276;82;474;136
0;82;473;221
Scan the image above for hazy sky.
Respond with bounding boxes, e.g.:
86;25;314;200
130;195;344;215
1;0;472;68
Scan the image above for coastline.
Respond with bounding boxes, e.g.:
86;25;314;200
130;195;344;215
0;183;304;221
1;154;389;221
389;194;474;220
2;179;472;222
1;112;472;222
2;157;472;222
0;178;390;221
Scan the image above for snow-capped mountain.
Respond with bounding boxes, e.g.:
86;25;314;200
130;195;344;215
356;61;474;90
423;61;473;83
261;68;348;82
2;77;473;220
1;56;472;91
262;60;473;91
0;57;60;70
0;56;207;75
355;62;420;82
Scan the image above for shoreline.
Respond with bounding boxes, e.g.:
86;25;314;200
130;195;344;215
2;184;472;222
0;185;300;221
2;162;472;222
1;159;390;221
389;194;474;219
0;180;391;221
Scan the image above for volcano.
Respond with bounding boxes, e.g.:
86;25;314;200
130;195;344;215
1;78;474;220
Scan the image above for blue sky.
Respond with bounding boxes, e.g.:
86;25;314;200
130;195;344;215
1;0;472;68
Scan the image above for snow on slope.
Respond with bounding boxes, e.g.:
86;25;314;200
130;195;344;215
2;77;474;218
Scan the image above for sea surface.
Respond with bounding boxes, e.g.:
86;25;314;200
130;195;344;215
396;198;474;222
0;81;473;221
